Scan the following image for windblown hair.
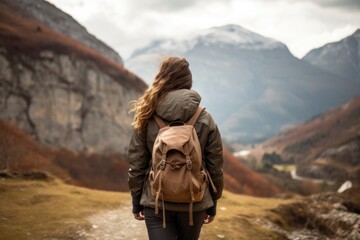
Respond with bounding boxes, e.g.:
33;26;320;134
130;56;193;133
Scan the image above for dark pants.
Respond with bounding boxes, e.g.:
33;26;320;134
144;207;205;240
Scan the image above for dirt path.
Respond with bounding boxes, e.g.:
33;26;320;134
78;204;147;240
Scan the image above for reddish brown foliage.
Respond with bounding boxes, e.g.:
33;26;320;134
263;95;360;164
52;149;129;191
0;120;54;173
223;148;280;197
0;119;129;191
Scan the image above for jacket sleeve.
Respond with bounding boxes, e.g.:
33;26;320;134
128;128;151;213
204;114;224;200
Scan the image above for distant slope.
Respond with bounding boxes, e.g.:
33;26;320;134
261;95;360;183
223;148;280;197
127;24;360;143
303;29;360;83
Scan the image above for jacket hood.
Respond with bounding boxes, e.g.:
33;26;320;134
156;89;201;122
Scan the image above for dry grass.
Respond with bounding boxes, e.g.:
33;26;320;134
0;176;129;240
0;176;296;240
201;191;296;240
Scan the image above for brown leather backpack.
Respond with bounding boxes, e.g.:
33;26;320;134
150;107;215;227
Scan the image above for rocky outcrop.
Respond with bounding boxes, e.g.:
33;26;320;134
297;136;360;183
0;48;139;153
0;4;146;154
1;0;123;65
274;188;360;240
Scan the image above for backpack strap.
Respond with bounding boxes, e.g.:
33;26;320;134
187;107;205;126
153;115;167;129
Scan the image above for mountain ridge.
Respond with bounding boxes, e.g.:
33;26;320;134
303;28;360;83
130;24;287;59
127;24;360;143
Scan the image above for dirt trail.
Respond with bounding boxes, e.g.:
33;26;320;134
78;205;147;240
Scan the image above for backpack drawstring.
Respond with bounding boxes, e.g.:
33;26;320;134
186;154;194;226
206;170;218;193
154;171;167;228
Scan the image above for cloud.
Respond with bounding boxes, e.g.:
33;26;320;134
267;0;360;11
47;0;360;60
126;0;231;12
127;0;197;12
306;0;360;10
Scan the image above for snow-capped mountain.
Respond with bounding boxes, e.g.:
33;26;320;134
127;25;360;143
131;25;285;60
303;29;360;83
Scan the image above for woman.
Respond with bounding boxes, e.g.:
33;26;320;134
128;56;223;240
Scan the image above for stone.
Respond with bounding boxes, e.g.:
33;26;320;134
0;25;143;155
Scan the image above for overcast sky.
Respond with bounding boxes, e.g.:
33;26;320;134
47;0;360;61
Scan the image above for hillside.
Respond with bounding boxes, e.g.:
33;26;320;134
0;176;292;240
0;3;146;153
0;119;130;191
303;29;360;83
1;175;358;240
260;95;360;183
0;115;280;196
126;24;360;143
223;148;280;197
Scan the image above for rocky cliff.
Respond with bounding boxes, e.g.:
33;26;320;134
0;4;146;154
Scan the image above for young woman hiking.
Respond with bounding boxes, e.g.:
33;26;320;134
128;56;223;240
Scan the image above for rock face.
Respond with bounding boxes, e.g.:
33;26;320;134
0;2;146;154
3;0;123;65
0;49;139;153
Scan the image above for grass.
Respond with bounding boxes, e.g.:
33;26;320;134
0;175;129;240
201;191;296;240
0;175;297;240
273;164;295;173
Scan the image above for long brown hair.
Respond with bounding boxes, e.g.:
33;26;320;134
130;56;193;133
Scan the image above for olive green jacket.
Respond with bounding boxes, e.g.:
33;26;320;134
128;89;223;213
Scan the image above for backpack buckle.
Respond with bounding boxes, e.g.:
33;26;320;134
186;160;192;170
159;160;166;170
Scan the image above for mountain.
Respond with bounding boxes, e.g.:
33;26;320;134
0;1;147;153
126;24;360;143
260;95;360;184
0;4;279;196
303;29;360;83
3;0;123;64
